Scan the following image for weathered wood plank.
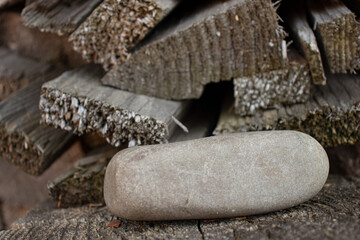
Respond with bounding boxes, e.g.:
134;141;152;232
0;47;51;101
0;11;85;68
0;0;22;10
48;146;118;208
40;65;189;148
21;0;103;36
306;0;360;74
281;1;326;85
102;0;287;100
233;48;311;116
69;0;179;70
0;71;74;175
1;175;359;239
326;144;360;177
215;74;360;147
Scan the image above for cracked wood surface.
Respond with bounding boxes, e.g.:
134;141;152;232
102;0;286;100
215;73;360;147
70;0;179;70
0;175;359;239
40;65;189;148
0;47;51;101
21;0;103;35
306;0;360;74
281;1;326;85
0;70;74;176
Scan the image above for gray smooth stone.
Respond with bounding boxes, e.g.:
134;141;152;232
104;131;329;221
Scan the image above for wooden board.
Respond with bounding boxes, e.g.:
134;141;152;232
0;0;22;10
21;0;103;36
0;11;85;68
306;0;360;74
102;0;287;100
69;0;179;70
0;47;51;101
233;49;311;116
281;1;326;85
1;175;359;239
0;73;74;176
40;65;189;148
215;74;360;147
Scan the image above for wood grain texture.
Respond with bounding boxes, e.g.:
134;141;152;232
1;175;359;239
233;49;311;116
0;47;51;101
215;74;360;147
0;0;22;10
40;65;189;148
102;0;286;100
0;72;74;176
306;0;360;74
70;0;179;70
21;0;103;35
281;1;326;85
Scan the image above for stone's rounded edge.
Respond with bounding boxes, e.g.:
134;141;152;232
104;130;331;221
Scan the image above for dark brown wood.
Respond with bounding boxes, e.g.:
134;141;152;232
306;0;360;74
215;73;360;147
40;65;189;148
0;11;85;68
21;0;103;36
0;47;51;101
1;175;359;239
48;146;118;208
69;0;179;70
102;0;287;100
326;145;360;177
233;48;311;116
281;1;326;85
0;71;74;175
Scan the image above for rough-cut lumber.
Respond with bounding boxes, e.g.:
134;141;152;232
0;47;51;101
70;0;179;70
0;0;22;10
21;0;103;36
1;175;359;239
281;1;326;85
40;66;188;148
326;145;360;177
0;12;85;68
306;0;360;74
0;75;74;176
215;74;360;147
233;49;311;116
48;147;118;208
102;0;287;100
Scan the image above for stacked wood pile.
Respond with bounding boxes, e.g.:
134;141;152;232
0;0;359;238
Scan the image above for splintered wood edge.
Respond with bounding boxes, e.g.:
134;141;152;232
21;0;103;35
0;77;73;176
233;49;311;116
282;1;326;85
306;0;360;74
101;0;286;100
40;66;188;148
215;74;360;147
69;0;179;70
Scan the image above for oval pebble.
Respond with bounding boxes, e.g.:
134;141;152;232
104;131;329;221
